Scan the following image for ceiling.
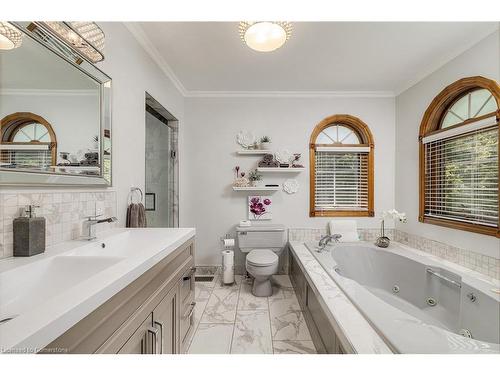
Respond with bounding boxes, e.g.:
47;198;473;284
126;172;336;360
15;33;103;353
135;22;498;95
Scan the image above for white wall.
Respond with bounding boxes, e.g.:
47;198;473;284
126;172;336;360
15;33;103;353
395;30;500;259
183;96;396;265
91;22;185;223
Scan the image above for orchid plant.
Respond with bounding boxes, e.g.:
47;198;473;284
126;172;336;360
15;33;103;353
378;209;407;243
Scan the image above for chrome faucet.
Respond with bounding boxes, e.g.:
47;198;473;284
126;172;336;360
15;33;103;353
317;234;342;251
81;215;117;241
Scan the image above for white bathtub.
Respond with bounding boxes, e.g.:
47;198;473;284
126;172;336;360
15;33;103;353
305;242;500;354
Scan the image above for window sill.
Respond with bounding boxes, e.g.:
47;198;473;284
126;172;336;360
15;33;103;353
310;210;374;218
419;216;500;238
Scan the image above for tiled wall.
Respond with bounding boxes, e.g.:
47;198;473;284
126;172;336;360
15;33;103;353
393;230;499;280
0;190;117;259
288;227;499;280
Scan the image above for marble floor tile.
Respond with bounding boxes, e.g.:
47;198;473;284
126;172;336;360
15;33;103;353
273;340;317;354
231;310;273;354
200;287;239;324
195;282;213;302
215;274;244;289
188;275;314;354
269;286;301;313
270;309;311;341
237;280;268;310
271;275;293;288
188;324;234;354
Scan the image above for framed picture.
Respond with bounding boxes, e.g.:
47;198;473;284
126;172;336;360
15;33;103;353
248;196;272;220
145;193;156;211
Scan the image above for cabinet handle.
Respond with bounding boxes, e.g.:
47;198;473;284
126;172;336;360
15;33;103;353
154;321;164;354
147;325;159;354
183;267;197;281
183;302;196;319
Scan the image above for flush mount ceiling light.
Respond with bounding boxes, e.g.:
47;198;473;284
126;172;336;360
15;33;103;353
0;22;23;50
39;22;105;63
239;22;292;52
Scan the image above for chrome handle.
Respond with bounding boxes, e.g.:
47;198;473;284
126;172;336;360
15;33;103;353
183;302;196;319
147;325;159;354
426;268;461;288
183;267;197;281
154;320;163;354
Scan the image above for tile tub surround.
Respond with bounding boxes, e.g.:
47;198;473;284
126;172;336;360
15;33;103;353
289;228;499;280
187;274;316;354
0;191;117;259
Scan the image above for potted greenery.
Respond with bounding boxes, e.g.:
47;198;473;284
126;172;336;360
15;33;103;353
248;169;263;187
260;136;272;150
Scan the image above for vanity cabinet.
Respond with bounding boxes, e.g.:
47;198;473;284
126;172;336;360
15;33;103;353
289;248;352;354
43;238;196;354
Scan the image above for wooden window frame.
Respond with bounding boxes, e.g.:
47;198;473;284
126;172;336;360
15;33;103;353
419;76;500;238
1;112;58;167
309;114;375;217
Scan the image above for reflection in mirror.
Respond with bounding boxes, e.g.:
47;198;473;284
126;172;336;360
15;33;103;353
0;22;111;185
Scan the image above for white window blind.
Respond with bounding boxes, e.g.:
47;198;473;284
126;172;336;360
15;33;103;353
424;126;498;227
0;144;51;170
314;149;369;212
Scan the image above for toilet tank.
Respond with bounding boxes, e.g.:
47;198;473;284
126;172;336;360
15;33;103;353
236;224;286;253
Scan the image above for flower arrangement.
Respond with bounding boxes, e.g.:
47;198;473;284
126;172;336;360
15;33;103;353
248;196;272;220
381;209;407;223
376;209;407;248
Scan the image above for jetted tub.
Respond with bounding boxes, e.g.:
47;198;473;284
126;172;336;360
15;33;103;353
305;242;500;354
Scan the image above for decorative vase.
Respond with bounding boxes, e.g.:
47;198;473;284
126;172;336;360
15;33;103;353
375;219;390;248
260;141;271;150
249;180;259;187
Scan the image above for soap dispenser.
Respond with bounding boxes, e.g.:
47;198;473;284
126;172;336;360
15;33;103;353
13;205;46;257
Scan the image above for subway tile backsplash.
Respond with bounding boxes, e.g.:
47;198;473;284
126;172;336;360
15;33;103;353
0;191;117;259
288;227;499;280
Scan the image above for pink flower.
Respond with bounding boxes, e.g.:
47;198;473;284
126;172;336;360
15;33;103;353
263;198;271;205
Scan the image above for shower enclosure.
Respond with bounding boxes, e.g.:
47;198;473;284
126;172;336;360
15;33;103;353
145;93;179;227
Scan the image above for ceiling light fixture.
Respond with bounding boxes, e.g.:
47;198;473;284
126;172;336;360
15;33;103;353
40;22;105;63
239;22;292;52
0;22;23;50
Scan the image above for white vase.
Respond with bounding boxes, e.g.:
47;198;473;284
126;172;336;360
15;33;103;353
260;142;271;150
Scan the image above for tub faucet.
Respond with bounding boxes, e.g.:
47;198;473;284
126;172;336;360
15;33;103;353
317;234;342;251
81;215;118;241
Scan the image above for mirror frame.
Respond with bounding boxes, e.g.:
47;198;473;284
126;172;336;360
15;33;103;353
0;21;112;187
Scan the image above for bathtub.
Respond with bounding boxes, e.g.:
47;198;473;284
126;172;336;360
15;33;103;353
305;242;500;354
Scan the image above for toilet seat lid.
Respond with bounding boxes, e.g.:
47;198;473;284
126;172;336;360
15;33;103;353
246;249;278;266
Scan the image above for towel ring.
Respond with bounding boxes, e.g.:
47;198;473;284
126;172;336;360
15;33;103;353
129;187;143;204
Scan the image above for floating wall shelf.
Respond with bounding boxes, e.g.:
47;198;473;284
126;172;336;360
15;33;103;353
257;167;305;173
232;186;280;192
236;150;272;155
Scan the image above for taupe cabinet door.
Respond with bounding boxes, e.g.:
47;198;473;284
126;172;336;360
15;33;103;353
153;286;179;354
118;314;152;354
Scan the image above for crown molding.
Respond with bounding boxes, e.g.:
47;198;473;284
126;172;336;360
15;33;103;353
185;90;395;98
124;22;188;96
0;89;98;96
395;27;499;96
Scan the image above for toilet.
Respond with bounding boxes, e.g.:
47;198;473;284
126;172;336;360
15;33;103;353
236;224;286;297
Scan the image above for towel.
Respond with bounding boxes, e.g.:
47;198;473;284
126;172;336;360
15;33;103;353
126;203;147;228
329;220;359;242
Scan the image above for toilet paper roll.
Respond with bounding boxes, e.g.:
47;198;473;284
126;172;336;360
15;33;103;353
222;238;235;248
221;250;235;284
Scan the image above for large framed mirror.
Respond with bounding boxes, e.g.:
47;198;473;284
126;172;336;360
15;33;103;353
0;22;111;186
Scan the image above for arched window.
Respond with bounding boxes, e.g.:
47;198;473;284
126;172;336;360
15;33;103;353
419;76;500;237
1;112;57;169
310;114;374;217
